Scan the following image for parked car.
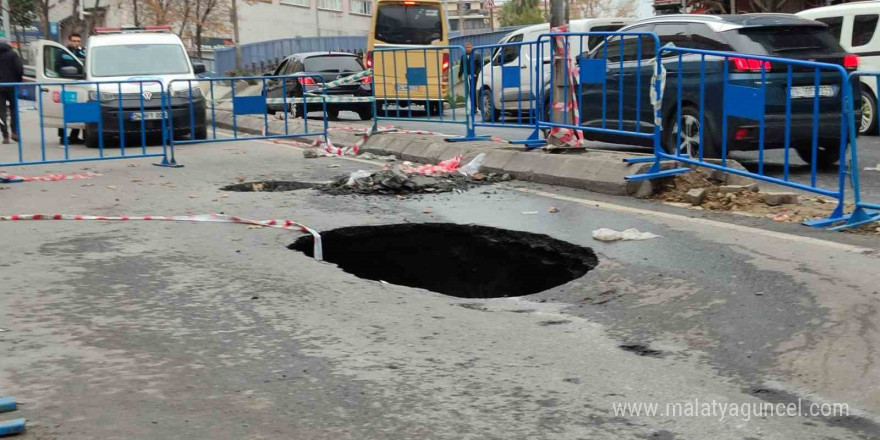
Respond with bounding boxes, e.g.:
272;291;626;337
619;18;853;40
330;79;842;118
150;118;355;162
264;52;372;120
476;18;634;123
580;14;861;167
798;3;880;135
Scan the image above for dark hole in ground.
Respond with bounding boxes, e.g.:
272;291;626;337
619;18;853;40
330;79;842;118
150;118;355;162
221;181;319;192
289;223;597;299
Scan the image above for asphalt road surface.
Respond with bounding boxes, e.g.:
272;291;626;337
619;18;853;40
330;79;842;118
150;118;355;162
2;109;880;439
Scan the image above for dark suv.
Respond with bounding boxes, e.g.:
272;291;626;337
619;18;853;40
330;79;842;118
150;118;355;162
580;14;861;166
264;52;372;121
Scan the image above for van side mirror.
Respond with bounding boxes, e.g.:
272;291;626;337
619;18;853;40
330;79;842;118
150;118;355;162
193;64;207;75
60;66;84;79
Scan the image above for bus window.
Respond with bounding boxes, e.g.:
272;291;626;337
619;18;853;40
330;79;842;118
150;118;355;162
375;4;443;45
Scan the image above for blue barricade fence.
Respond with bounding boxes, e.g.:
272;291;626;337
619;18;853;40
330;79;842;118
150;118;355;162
535;32;664;150
371;45;486;142
625;46;856;228
167;74;329;148
470;40;546;145
832;71;880;230
0;79;180;168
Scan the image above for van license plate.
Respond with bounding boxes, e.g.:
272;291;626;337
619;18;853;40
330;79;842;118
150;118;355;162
130;111;166;121
790;86;834;99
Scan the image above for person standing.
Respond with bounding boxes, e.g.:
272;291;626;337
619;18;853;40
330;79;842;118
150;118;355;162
57;33;86;144
0;38;24;144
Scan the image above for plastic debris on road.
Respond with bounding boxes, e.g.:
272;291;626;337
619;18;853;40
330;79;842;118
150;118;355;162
592;228;661;242
458;153;486;176
398;155;462;175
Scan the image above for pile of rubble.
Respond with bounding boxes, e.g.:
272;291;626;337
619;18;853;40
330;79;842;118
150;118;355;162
319;169;510;196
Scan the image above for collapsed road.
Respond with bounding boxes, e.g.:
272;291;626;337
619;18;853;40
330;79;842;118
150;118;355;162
1;119;879;439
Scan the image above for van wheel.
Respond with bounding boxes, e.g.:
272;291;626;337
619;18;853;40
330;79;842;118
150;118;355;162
794;144;840;169
860;88;877;136
194;125;208;140
84;130;100;149
480;89;499;123
665;106;719;159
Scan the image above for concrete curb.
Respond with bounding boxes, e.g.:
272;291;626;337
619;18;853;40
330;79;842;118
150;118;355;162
208;110;739;197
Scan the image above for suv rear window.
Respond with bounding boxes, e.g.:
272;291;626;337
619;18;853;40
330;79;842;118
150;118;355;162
726;26;845;56
304;56;364;72
375;4;443;45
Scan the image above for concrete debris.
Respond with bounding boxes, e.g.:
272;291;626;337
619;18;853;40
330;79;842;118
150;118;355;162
718;184;759;194
302;149;321;159
762;192;800;206
359;152;398;162
321;169;510;196
684;188;707;206
592;228;661;242
548;206;559;213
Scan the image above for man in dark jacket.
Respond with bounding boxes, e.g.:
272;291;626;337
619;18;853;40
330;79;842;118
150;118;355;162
0;38;24;144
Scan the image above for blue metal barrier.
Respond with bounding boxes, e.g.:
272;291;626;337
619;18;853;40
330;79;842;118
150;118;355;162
371;45;486;142
0;79;180;168
825;71;880;230
167;74;329;148
470;40;546;145
535;32;663;150
626;47;856;228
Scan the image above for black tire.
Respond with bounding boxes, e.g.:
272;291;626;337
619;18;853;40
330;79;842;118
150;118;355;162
357;108;373;121
480;88;499;123
84;129;100;149
194;125;208;140
664;105;719;159
326;109;340;121
794;144;841;168
859;88;877;136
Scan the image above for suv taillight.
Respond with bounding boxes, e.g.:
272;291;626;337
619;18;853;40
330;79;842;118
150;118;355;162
365;51;373;69
730;57;771;72
299;77;316;85
844;54;859;70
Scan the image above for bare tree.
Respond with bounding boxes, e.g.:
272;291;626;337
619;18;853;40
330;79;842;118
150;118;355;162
750;0;789;13
131;0;139;26
570;0;636;18
34;0;56;39
192;0;230;58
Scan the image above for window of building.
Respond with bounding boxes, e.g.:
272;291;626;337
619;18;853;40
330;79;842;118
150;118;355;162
318;0;342;11
853;14;878;47
280;0;310;7
351;0;372;15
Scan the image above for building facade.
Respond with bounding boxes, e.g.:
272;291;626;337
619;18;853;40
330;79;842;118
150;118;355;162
47;0;374;44
446;0;493;34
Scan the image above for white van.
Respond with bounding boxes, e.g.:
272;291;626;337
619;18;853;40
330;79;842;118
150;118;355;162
474;18;634;122
32;26;207;148
798;4;880;135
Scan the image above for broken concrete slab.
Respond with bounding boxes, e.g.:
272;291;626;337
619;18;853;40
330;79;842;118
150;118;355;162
685;188;707;206
763;192;800;206
718;183;759;194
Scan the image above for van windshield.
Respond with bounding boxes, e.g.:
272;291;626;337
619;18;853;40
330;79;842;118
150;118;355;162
375;4;443;45
90;44;191;77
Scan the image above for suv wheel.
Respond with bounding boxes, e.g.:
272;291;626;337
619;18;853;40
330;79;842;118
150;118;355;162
860;89;877;136
794;144;840;169
480;89;499;123
666;106;719;159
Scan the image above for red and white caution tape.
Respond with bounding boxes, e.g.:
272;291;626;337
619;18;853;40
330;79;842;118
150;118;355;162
0;171;99;183
547;26;585;149
0;213;324;260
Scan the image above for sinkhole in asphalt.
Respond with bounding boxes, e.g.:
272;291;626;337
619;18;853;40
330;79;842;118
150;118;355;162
220;181;319;192
289;223;598;299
